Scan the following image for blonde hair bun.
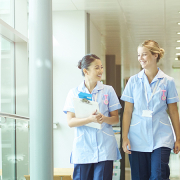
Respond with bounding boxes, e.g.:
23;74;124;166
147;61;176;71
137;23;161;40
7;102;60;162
139;40;165;62
159;48;165;60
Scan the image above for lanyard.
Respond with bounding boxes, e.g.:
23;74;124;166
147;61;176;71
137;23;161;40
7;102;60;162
144;79;159;109
94;93;98;102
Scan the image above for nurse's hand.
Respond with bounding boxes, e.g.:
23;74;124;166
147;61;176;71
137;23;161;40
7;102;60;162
97;113;105;124
89;111;103;124
122;138;131;154
174;140;180;154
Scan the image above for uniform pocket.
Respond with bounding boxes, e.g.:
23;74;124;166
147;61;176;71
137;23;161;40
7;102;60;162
73;133;84;150
130;121;140;126
102;131;114;137
159;120;173;138
129;121;142;147
160;121;171;126
102;130;117;158
74;133;84;139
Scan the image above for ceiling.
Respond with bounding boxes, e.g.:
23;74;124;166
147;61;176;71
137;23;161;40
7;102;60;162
53;0;180;81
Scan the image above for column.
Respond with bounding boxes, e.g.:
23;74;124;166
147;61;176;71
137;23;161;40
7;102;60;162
29;0;53;179
106;55;116;89
116;65;121;96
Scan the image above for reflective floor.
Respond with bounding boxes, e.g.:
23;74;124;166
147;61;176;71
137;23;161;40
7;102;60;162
125;153;180;180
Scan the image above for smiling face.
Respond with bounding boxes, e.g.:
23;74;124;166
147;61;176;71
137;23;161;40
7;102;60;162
138;46;158;69
83;59;103;82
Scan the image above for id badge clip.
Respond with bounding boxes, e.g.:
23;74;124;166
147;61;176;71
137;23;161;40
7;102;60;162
78;92;92;101
161;90;166;101
104;94;108;105
142;110;153;117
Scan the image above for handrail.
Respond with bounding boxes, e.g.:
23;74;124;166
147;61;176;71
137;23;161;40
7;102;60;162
0;112;29;121
0;113;59;128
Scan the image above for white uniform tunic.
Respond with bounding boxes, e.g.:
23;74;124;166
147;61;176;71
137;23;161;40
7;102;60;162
121;68;179;152
63;81;122;164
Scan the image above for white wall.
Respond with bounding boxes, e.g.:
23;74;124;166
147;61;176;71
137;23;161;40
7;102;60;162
90;21;101;58
53;11;87;168
15;0;28;37
90;20;106;80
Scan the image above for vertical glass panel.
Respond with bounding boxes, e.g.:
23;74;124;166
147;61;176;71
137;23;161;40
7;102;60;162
1;36;15;113
16;119;29;180
1;118;15;180
0;36;15;179
0;0;14;27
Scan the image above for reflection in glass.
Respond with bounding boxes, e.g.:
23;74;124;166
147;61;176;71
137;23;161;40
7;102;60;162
0;36;15;179
1;118;15;180
0;0;14;27
16;119;29;180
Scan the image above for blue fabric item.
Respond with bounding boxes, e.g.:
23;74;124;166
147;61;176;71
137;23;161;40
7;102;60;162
73;160;113;180
63;81;122;164
121;68;179;152
129;147;171;180
78;92;92;101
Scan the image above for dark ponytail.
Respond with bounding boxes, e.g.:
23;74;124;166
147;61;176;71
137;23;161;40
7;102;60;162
78;54;100;76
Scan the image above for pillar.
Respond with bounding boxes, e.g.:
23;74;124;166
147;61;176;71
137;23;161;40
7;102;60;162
29;0;53;179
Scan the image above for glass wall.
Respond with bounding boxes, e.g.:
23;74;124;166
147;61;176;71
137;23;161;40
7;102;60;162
0;36;15;113
0;0;14;27
0;36;16;179
16;119;29;180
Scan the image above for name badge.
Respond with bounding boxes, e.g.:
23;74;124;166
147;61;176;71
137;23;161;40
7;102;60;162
142;110;153;117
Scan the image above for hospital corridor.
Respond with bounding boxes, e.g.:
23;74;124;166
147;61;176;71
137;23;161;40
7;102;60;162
0;0;180;179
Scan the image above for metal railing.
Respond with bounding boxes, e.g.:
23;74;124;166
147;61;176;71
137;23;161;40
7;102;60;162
0;112;29;121
0;112;59;128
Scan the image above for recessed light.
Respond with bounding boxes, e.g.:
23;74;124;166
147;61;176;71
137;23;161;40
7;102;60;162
177;32;180;34
176;47;180;49
175;58;178;60
176;53;180;55
177;40;180;42
178;23;180;25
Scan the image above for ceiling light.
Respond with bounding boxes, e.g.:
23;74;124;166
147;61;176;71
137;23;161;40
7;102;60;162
175;58;178;60
178;23;180;25
176;53;180;55
177;40;180;42
176;47;180;49
177;32;180;34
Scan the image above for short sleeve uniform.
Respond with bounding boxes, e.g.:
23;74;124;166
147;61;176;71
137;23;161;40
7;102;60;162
121;68;179;152
63;81;122;164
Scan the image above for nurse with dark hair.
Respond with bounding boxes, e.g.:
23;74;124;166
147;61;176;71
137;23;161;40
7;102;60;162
63;54;121;180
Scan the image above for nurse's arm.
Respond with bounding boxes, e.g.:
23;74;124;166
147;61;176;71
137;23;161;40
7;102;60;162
66;111;102;128
101;110;119;125
168;102;180;154
122;101;134;154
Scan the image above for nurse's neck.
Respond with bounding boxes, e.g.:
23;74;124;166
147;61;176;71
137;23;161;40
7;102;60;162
145;66;158;84
84;79;97;94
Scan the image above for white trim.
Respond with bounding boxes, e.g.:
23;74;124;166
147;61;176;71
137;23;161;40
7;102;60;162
123;94;133;99
167;96;179;100
102;131;114;137
109;103;119;108
160;121;171;126
130;122;140;126
74;133;84;139
0;19;28;42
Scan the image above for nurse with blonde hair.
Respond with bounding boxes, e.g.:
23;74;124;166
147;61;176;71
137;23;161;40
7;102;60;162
121;40;180;179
